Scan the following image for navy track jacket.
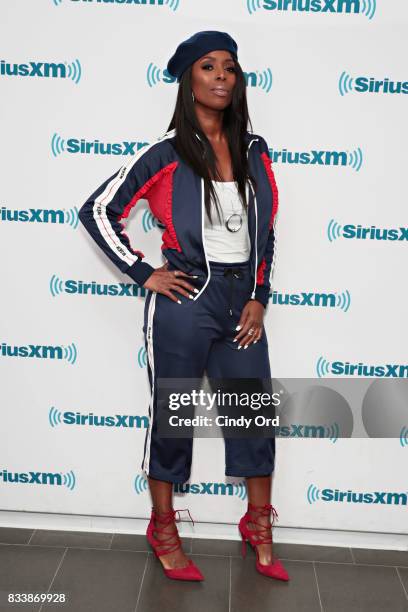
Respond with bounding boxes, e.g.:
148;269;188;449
78;128;279;308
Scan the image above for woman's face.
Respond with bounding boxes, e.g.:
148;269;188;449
190;49;237;110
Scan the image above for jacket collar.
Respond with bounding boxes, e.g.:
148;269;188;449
244;131;259;151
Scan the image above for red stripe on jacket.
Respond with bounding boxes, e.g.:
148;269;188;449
257;152;279;285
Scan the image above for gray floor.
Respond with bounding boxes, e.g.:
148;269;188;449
0;526;407;612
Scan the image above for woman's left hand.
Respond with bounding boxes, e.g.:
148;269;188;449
234;299;265;349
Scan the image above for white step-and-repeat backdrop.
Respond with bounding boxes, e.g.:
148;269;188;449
1;0;407;536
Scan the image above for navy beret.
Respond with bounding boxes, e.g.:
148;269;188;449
167;30;238;82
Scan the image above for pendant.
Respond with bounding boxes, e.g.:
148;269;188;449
225;213;243;233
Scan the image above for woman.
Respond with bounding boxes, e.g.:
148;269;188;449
78;30;288;583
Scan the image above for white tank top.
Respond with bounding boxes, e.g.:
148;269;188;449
204;181;251;263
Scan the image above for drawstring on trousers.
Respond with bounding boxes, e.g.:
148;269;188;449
223;267;244;316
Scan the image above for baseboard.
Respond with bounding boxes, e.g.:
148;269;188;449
0;510;407;551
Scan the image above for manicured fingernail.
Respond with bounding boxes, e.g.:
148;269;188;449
233;338;238;343
193;288;199;293
189;294;194;299
177;300;181;304
244;345;248;349
192;275;199;278
254;340;258;344
236;325;242;331
238;345;242;350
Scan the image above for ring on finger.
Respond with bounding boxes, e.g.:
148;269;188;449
247;328;255;336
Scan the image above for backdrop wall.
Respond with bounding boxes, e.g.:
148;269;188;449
1;0;407;536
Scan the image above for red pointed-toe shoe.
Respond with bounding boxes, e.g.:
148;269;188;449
146;507;204;581
238;502;290;581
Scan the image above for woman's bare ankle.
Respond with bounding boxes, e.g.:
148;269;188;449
151;512;190;569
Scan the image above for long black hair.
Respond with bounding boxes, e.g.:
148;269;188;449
166;59;257;225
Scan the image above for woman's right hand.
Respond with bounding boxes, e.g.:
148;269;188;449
143;262;199;303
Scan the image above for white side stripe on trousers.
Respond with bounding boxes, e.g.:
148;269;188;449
142;291;157;476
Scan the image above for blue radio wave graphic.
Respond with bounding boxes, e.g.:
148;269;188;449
66;59;82;84
348;148;363;172
233;481;247;500
63;343;78;365
335;290;351;313
65;206;79;229
63;470;76;490
246;0;262;15
50;274;64;297
307;483;320;504
361;0;376;19
137;346;147;368
49;406;62;428
400;426;408;448
316;356;331;378
142;210;158;233
134;474;149;495
327;422;340;443
52;0;62;5
164;0;180;10
338;71;354;96
256;68;273;93
142;210;165;232
146;63;162;88
327;219;342;242
51;133;65;158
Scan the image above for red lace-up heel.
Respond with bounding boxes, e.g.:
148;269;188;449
146;507;204;581
238;502;290;581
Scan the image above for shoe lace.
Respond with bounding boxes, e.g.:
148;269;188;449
151;507;194;555
246;502;279;545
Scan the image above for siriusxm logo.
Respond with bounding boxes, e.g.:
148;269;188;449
0;342;77;364
0;206;78;228
53;0;179;9
339;72;408;96
134;475;247;498
147;64;273;93
50;275;146;298
174;481;247;497
247;0;376;19
1;59;81;83
0;469;76;490
316;357;408;378
269;147;362;171
270;290;351;312
277;423;339;442
51;133;148;157
307;484;407;505
328;220;408;242
49;406;149;429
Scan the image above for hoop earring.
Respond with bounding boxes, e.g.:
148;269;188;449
192;91;195;102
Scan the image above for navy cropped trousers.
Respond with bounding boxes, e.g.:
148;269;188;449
141;259;275;484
